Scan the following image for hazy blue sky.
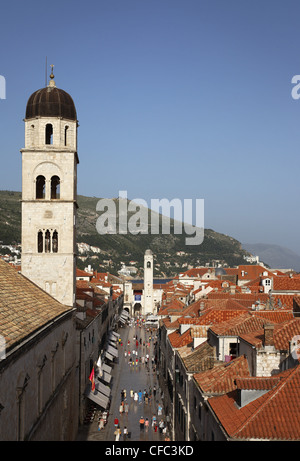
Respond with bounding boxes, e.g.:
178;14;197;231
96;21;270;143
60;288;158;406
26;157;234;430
1;0;300;254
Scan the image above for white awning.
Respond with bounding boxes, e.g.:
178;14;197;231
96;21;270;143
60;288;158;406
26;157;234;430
121;309;130;318
96;381;111;397
104;351;114;361
86;388;109;409
102;363;112;374
111;331;120;338
119;317;126;324
101;371;112;384
107;344;118;358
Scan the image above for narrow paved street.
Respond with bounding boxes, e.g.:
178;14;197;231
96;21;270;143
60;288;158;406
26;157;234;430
76;320;170;442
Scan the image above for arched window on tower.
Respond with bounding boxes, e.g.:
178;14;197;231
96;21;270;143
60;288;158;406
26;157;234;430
52;230;58;253
37;231;43;253
45;124;53;145
147;261;151;268
64;126;69;146
36;175;45;199
51;176;60;199
45;230;51;253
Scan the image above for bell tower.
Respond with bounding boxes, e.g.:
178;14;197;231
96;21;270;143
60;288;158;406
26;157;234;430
20;67;79;307
143;249;154;315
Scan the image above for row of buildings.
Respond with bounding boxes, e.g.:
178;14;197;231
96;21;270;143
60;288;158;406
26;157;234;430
156;264;300;441
0;258;124;440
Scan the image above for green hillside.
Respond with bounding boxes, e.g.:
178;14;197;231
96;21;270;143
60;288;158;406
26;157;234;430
0;190;251;276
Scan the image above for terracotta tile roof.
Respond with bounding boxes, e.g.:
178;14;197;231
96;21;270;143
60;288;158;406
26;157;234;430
235;376;280;391
273;277;300;291
76;268;92;278
272;294;295;309
250;310;294;323
181;340;216;372
193;355;250;394
208;292;270;302
0;259;73;352
158;297;185;315
208;365;300;440
240;318;300;351
76;280;90;289
209;313;270;337
168;328;192;348
238;265;275;280
180;268;213;278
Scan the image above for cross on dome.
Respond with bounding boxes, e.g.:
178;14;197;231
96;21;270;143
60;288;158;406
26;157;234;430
49;64;56;88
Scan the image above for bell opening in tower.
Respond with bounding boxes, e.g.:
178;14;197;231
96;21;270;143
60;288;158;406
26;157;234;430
45;123;53;145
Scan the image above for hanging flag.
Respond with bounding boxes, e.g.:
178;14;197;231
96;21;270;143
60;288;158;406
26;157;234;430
96;355;103;377
89;368;95;392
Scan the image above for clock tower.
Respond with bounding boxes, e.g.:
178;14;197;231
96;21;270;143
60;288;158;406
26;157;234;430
143;249;154;315
20;67;78;307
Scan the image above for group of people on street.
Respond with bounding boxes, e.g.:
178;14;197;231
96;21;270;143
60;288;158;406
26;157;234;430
104;319;171;441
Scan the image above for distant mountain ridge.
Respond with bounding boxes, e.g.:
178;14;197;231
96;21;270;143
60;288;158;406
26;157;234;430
242;243;300;272
0;190;252;276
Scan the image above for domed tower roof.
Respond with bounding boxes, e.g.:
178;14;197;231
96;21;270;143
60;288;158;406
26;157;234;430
25;66;77;121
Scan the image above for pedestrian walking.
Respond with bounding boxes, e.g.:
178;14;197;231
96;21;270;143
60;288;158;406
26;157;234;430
145;418;149;430
139;416;145;429
130;389;134;398
134;392;138;402
138;390;143;403
152;414;157;427
98;418;104;431
124;402;129;414
123;426;128;441
159;419;164;433
158;404;162;416
114;426;121;441
114;417;119;427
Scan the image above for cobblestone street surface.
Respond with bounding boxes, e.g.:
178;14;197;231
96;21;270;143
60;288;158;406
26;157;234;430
76;320;171;442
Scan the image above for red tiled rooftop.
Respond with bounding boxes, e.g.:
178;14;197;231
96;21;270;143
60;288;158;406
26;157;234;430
193;355;250;395
273;277;300;291
208;365;300;440
240;318;300;351
168;328;192;348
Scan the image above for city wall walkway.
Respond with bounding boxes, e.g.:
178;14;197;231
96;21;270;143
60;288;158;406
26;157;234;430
76;321;170;442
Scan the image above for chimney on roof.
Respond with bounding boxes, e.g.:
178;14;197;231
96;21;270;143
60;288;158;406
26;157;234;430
263;323;274;347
